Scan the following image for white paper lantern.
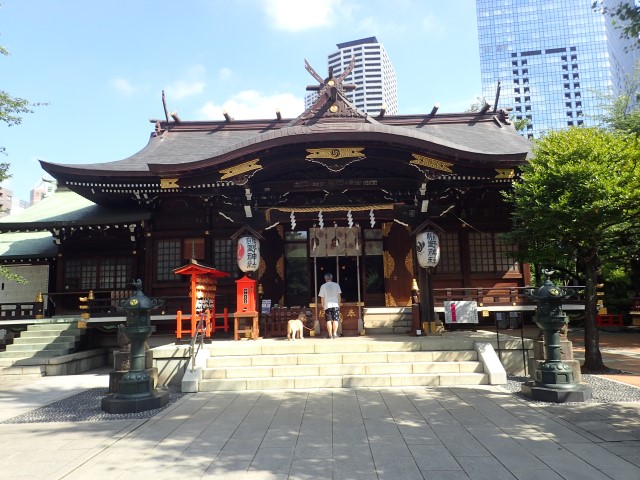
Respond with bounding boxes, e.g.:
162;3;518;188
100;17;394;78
416;231;440;268
237;236;260;272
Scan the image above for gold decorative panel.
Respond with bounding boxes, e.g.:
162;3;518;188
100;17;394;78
306;147;365;159
410;153;453;173
160;178;179;189
385;292;397;307
404;250;414;276
219;158;262;180
305;148;366;172
383;251;395;278
495;168;515;179
276;255;284;280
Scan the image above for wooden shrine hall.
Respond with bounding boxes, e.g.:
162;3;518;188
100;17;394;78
0;58;534;337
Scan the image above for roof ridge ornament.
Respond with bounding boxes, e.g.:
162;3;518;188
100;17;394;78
287;59;375;127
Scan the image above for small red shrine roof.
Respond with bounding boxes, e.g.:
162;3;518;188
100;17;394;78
173;259;230;277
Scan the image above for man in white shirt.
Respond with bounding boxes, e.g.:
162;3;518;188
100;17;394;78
318;272;342;339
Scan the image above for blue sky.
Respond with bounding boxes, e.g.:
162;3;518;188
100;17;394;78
1;0;481;203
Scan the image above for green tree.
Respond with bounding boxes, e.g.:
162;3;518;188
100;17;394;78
504;127;640;372
1;21;38;284
593;1;640;50
0;46;34;170
595;61;640;134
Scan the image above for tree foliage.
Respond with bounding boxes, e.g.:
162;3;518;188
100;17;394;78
1;19;37;284
595;61;640;134
504;126;640;371
593;1;640;50
0;18;39;179
0;265;27;284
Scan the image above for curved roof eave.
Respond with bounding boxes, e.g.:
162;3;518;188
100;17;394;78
147;123;530;175
40;121;531;180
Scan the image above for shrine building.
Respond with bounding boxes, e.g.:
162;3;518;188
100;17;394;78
0;60;533;334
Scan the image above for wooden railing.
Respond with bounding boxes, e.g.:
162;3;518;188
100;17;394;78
0;302;38;320
432;286;585;310
3;287;586;322
263;307;313;338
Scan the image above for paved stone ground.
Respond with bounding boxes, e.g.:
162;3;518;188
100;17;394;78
0;328;639;479
0;370;638;480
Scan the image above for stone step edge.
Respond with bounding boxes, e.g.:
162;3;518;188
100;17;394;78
0;365;46;375
201;362;484;379
203;360;482;372
205;351;478;363
11;337;80;344
0;348;106;367
198;372;490;391
6;341;76;349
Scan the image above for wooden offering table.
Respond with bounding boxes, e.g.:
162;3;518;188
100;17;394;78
313;302;363;337
234;311;259;340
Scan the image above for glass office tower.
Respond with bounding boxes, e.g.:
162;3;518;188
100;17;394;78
477;0;639;138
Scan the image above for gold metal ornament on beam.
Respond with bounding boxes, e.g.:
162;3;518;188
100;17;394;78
219;158;263;181
495;168;515;179
160;178;179;189
410;153;453;173
306;147;365;159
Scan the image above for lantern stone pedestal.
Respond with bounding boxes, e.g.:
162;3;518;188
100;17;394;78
108;350;157;394
102;282;169;414
521;277;592;403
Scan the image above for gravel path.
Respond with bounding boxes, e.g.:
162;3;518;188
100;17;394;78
505;374;640;404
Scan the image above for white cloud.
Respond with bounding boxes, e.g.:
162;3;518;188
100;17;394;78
261;0;347;32
110;77;136;95
200;90;304;120
164;65;207;100
164;80;205;100
218;67;233;80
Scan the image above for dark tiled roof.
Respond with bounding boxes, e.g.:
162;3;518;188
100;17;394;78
0;188;151;231
40;113;531;178
0;231;57;259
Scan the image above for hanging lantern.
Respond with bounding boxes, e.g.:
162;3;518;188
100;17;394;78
237;235;260;272
416;231;440;268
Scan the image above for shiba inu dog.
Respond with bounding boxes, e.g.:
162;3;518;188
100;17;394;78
287;316;304;341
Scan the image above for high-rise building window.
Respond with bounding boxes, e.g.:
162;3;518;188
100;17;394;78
477;0;640;139
327;37;397;115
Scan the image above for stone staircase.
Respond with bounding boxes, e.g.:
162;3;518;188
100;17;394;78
0;322;84;365
363;307;412;334
191;335;506;391
0;364;45;386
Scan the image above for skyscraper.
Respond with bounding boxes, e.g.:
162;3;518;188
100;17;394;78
306;37;398;116
476;0;639;138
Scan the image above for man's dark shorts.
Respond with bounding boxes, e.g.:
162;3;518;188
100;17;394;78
324;307;340;322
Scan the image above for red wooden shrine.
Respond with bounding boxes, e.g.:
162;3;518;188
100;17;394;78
174;260;229;340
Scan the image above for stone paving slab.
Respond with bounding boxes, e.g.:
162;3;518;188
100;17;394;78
0;370;639;479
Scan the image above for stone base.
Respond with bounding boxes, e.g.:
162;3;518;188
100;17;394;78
521;380;592;403
528;358;582;384
101;387;170;414
109;367;158;393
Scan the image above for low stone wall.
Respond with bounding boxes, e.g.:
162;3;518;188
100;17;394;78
151;344;191;385
43;349;107;376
